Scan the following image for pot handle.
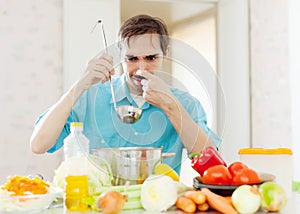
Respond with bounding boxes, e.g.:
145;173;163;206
162;152;176;159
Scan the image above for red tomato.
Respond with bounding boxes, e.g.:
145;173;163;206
228;161;248;178
231;168;261;185
202;165;232;185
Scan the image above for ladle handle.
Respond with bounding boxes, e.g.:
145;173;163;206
99;20;117;111
99;20;108;54
109;76;117;110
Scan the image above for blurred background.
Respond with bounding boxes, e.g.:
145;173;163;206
0;0;299;186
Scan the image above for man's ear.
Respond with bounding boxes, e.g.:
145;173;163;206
162;45;170;62
165;45;170;56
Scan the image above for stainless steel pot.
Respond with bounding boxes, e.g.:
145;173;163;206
92;147;175;185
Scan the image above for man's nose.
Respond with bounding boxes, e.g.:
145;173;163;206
138;60;147;70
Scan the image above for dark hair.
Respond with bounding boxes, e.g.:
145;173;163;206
118;14;169;55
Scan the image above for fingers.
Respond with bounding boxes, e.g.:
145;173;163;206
141;79;149;91
97;54;113;70
87;53;114;83
95;54;114;73
137;70;153;92
86;64;109;83
136;70;153;79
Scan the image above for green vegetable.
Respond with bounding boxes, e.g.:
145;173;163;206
292;180;300;193
82;178;190;211
82;195;98;211
123;200;143;210
52;154;113;194
83;183;143;211
259;181;287;212
96;184;142;193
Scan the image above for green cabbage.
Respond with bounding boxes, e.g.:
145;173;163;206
52;155;113;194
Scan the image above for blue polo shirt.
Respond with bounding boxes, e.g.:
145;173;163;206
43;74;221;174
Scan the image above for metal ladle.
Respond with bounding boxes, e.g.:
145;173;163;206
98;20;143;124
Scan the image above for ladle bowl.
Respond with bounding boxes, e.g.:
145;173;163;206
117;105;143;124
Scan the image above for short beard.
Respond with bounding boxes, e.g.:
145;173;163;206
126;75;143;95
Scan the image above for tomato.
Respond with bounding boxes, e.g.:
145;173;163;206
202;165;232;185
228;161;248;178
231;168;261;185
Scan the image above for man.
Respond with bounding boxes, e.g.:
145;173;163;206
30;14;220;174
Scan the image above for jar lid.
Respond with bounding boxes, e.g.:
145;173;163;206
238;148;292;155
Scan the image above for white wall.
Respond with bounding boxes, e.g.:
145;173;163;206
0;0;63;183
217;0;250;163
63;0;120;91
172;15;217;130
250;0;291;148
289;0;300;180
249;0;300;180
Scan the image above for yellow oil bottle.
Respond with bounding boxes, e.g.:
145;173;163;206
65;175;89;212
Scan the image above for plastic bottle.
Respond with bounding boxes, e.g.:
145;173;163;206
64;122;89;212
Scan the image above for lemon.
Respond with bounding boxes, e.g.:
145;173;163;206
154;163;179;181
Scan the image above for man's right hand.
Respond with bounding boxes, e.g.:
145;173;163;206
78;53;115;91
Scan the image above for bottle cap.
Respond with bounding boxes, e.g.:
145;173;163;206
70;122;83;127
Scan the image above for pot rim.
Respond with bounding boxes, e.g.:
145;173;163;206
92;147;163;152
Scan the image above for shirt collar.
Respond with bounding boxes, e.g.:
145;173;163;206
109;74;133;104
109;74;150;109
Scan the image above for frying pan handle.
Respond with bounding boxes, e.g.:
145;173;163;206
162;152;176;159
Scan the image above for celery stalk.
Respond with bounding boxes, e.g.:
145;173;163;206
99;184;142;192
83;185;142;211
123;200;143;210
126;190;141;199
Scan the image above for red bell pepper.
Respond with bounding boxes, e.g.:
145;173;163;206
190;146;227;176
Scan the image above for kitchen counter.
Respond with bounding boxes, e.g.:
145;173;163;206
41;192;300;214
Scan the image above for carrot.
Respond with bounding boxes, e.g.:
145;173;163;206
197;202;209;211
223;196;233;206
175;196;197;213
201;188;238;214
183;190;206;205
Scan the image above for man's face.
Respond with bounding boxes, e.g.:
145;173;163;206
121;34;164;94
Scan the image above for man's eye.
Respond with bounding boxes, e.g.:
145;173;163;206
126;57;138;62
145;55;158;61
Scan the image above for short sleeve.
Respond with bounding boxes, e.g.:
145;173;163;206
34;106;80;153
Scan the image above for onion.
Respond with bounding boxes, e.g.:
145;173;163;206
232;185;261;213
141;175;178;211
97;190;126;214
259;181;287;212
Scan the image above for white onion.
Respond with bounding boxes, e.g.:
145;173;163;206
141;175;177;211
232;185;261;214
